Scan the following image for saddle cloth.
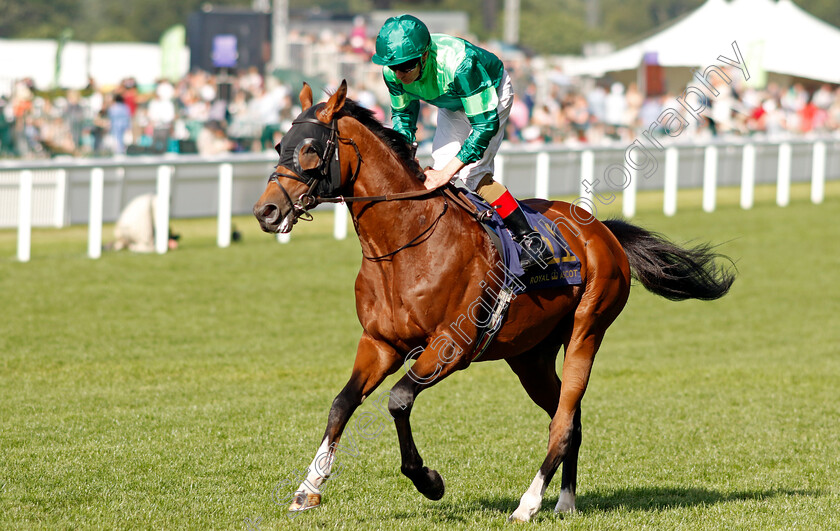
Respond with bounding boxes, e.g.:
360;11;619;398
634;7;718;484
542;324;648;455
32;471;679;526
463;190;583;293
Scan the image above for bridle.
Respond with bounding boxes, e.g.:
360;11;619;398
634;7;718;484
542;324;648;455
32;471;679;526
267;105;462;261
268;115;363;223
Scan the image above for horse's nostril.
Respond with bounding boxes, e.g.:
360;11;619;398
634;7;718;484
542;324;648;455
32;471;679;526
259;203;280;223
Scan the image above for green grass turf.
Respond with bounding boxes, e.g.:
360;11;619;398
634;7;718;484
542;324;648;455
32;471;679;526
1;182;839;529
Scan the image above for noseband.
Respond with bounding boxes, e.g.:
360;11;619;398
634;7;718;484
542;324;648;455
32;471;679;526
269;115;363;226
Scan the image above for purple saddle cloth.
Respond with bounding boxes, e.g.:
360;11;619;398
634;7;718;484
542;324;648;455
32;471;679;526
463;190;583;293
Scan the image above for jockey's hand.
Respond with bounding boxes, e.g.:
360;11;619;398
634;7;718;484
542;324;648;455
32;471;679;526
423;168;453;190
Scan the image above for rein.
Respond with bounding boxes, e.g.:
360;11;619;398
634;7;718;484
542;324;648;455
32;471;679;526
317;187;439;204
362;198;449;261
270;112;482;261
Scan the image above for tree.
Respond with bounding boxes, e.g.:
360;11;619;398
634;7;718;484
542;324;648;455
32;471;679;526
516;0;595;54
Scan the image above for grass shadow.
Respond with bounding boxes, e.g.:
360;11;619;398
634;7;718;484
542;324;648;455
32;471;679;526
578;486;820;513
432;487;820;522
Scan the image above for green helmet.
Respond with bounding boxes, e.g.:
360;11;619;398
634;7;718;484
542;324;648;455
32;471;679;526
371;15;431;66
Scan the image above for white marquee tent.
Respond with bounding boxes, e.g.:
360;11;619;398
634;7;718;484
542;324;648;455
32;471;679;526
565;0;840;85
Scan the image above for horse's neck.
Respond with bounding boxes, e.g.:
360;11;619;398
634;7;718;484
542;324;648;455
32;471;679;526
352;163;423;198
349;127;424;199
344;121;439;254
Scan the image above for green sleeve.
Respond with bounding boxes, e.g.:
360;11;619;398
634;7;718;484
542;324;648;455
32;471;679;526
384;75;419;144
457;109;500;164
390;100;420;145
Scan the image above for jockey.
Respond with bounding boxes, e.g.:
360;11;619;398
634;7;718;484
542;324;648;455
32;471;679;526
372;14;553;270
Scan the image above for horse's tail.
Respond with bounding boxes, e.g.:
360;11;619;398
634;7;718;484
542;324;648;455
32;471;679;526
602;218;735;301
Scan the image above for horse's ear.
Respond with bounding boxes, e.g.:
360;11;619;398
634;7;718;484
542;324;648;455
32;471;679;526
300;82;313;111
317;80;347;123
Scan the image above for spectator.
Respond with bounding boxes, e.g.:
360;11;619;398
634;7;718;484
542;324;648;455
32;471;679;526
65;90;86;153
197;120;235;155
0;96;13;155
638;94;664;127
586;83;607;125
566;94;591;142
349;16;369;56
763;98;787;137
120;78;139;116
507;96;530;142
604;82;628;140
107;94;132;154
107;193;179;253
147;81;176;151
91;109;109;155
827;87;840;129
812;84;834;110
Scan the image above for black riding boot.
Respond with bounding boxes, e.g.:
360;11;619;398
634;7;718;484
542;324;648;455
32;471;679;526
503;206;554;270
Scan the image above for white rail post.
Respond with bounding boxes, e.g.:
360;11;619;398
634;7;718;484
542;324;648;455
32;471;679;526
54;169;67;227
740;144;756;210
217;163;233;248
535;151;549;200
17;170;33;262
495;154;505;186
776;142;792;207
663;147;678;216
333;203;348;240
579;150;594;213
87;168;104;259
703;145;718;213
622;164;637;218
811;141;826;205
155;165;172;254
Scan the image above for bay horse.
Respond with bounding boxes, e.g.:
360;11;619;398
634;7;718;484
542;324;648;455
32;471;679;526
253;81;734;522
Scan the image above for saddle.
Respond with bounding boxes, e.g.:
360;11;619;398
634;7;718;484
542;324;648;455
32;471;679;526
442;185;582;290
441;185;583;360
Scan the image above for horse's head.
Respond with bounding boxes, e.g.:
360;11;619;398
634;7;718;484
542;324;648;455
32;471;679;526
254;80;355;233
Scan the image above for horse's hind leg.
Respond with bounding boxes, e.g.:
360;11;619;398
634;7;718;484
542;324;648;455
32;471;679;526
506;332;581;514
505;345;562;418
508;327;605;522
556;407;582;513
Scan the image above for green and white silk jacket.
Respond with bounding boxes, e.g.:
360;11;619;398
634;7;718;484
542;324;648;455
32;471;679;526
383;34;505;164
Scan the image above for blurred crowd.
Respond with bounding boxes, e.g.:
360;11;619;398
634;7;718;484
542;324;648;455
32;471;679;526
0;69;298;158
2;36;839;160
503;77;840;147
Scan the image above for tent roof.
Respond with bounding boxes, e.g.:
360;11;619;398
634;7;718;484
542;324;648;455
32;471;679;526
566;0;840;84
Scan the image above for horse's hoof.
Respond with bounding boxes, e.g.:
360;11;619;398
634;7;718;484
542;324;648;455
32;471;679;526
507;509;531;523
415;467;445;500
288;491;321;512
509;492;540;523
554;489;576;513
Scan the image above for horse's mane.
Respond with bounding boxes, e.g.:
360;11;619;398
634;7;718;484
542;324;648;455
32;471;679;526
338;98;425;180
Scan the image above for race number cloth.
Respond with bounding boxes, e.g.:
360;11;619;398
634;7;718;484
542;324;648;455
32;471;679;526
464;191;583;292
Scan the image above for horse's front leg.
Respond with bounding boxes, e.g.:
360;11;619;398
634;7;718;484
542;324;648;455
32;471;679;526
387;337;468;501
288;333;400;512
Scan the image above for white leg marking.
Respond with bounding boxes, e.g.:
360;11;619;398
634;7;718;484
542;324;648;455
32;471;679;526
298;437;334;494
288;437;334;512
509;471;547;522
554;487;576;513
